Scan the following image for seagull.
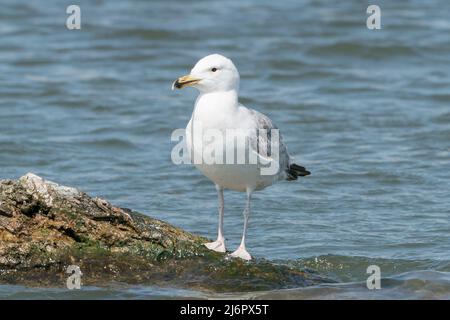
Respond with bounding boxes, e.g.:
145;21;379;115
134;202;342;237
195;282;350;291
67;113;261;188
173;54;310;260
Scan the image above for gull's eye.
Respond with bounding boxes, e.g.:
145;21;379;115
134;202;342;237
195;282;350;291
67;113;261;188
211;67;218;72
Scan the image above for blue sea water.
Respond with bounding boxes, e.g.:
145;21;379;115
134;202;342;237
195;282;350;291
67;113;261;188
0;0;449;299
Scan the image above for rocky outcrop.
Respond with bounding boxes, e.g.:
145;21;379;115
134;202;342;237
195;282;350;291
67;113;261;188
0;174;330;291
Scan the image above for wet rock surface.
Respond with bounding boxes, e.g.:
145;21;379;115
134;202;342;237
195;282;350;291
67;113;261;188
0;173;331;291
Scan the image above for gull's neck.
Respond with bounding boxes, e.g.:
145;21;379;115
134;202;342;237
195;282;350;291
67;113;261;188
192;89;239;127
194;89;238;113
196;89;238;108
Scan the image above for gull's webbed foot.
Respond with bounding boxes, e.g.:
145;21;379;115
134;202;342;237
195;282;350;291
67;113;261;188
230;246;252;261
204;238;226;253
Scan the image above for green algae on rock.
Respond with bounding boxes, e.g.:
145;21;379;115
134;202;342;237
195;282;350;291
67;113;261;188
0;173;330;291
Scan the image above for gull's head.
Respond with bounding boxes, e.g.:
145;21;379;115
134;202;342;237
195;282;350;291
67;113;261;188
172;54;239;93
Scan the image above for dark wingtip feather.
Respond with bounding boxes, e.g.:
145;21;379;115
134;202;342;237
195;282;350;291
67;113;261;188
286;163;311;180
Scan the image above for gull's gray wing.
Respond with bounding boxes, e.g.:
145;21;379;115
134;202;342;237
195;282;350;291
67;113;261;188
246;108;291;173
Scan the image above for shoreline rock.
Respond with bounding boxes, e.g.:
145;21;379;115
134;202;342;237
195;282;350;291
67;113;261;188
0;173;331;291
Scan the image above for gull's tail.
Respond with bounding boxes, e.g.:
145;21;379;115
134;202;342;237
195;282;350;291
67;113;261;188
286;163;311;181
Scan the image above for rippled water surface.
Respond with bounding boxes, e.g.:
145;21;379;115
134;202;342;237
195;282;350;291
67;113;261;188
1;0;449;299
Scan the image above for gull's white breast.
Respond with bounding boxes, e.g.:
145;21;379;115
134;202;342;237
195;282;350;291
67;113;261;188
185;93;280;192
186;122;275;191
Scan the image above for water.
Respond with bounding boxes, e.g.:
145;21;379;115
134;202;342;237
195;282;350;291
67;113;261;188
1;0;449;299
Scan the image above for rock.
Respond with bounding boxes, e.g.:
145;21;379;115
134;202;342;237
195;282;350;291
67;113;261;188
0;173;331;291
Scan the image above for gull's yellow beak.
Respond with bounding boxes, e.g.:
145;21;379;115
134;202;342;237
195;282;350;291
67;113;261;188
172;74;201;90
